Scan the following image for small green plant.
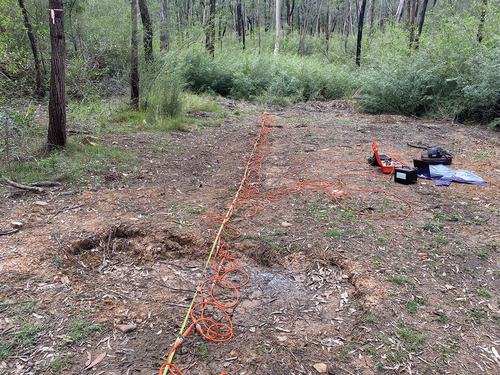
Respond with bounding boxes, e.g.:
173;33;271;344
407;301;418;314
0;344;13;360
436;314;449;323
476;288;492;298
326;229;344;238
366;316;376;323
48;357;68;373
65;319;102;344
388;276;408;285
198;343;209;361
476;251;489;260
471;310;487;323
397;328;426;352
486;241;499;250
14;322;45;347
332;347;349;361
434;235;449;244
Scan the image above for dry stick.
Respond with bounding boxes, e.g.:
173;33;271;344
30;181;63;187
407;142;428;150
0;228;19;236
1;175;44;192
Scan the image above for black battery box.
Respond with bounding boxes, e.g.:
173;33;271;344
394;166;418;185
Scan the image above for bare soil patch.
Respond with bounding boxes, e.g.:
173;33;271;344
1;100;500;375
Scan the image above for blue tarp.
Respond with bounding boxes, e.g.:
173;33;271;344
428;165;487;186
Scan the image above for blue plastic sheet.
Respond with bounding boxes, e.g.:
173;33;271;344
429;165;487;186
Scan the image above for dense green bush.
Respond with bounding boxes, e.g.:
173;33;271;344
357;8;500;123
176;46;356;104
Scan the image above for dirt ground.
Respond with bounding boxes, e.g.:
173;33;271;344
1;100;500;375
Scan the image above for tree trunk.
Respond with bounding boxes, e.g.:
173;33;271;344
415;0;429;48
138;0;154;63
160;0;169;50
18;0;43;97
130;0;140;109
47;0;66;150
274;0;280;54
342;0;350;50
325;0;330;52
206;0;216;55
257;0;261;53
314;0;323;43
355;0;367;66
369;0;375;34
477;0;487;43
300;0;314;56
396;0;405;22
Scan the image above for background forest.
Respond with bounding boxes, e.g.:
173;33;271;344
1;0;500;129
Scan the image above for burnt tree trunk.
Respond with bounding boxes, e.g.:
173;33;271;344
138;0;154;63
414;0;429;48
130;0;140;109
47;0;66;150
355;0;367;66
19;0;43;97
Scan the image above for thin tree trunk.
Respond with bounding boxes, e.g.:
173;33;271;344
395;0;404;22
160;0;169;50
477;0;487;43
257;0;261;53
138;0;154;63
18;0;43;97
369;0;375;34
355;0;367;66
66;1;78;53
342;0;350;50
47;0;66;150
409;0;419;48
325;0;330;52
300;0;315;56
207;0;215;55
314;0;323;43
274;0;280;54
130;0;140;110
415;0;429;48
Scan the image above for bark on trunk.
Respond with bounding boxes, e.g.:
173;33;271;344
19;0;44;97
274;0;280;54
47;0;66;150
138;0;154;63
130;0;140;109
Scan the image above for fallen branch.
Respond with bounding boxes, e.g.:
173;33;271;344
407;142;428;150
0;228;19;236
30;181;62;187
1;175;44;193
